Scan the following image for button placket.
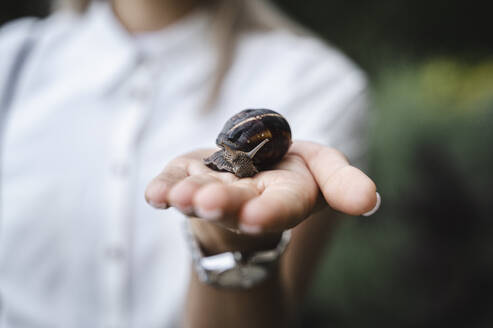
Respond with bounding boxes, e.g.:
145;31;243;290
103;58;155;328
110;162;130;178
105;245;126;261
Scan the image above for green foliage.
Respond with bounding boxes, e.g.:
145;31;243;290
303;58;493;328
371;58;493;204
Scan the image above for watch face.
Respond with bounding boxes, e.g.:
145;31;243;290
217;265;268;288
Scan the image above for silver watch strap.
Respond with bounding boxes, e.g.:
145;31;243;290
184;220;291;289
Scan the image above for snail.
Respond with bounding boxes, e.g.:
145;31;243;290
204;109;292;178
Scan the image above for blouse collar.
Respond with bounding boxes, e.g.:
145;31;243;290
73;1;215;94
85;1;214;58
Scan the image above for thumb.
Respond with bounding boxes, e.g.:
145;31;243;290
290;141;379;216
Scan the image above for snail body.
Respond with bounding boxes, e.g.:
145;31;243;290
204;109;292;178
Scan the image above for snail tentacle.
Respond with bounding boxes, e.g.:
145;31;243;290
246;139;270;159
203;109;291;178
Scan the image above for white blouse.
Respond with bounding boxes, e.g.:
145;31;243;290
0;2;367;327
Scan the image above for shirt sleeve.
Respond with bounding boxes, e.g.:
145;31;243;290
233;31;369;167
288;69;369;167
0;18;38;104
279;37;370;167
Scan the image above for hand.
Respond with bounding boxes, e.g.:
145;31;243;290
145;141;378;253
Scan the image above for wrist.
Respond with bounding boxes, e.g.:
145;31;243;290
189;219;282;255
185;219;290;289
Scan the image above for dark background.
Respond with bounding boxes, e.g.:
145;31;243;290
2;1;493;327
2;0;493;69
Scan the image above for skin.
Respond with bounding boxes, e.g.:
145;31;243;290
110;0;378;326
146;141;377;327
112;0;201;32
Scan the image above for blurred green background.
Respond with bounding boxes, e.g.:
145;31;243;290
2;1;492;327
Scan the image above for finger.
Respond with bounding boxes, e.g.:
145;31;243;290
238;172;318;234
193;182;259;223
290;141;378;216
145;160;189;209
167;174;221;215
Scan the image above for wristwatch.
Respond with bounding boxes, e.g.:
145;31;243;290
184;221;291;289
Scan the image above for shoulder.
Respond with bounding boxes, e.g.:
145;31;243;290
0;18;37;73
0;17;37;46
238;29;358;71
0;18;39;97
0;11;79;51
227;29;369;161
0;11;87;97
233;28;367;99
0;11;81;74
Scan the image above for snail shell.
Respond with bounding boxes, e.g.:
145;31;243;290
204;109;292;178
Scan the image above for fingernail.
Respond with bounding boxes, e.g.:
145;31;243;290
177;205;194;216
225;227;242;235
239;223;262;235
362;192;381;217
149;200;168;209
195;207;222;221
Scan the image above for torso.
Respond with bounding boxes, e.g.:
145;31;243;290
0;3;366;327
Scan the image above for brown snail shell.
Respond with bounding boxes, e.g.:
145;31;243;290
204;109;292;178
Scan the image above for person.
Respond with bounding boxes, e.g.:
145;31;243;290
0;0;380;327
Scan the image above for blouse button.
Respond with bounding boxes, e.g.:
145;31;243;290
105;245;126;261
129;85;150;100
110;162;129;177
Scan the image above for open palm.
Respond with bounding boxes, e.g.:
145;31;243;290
145;141;378;234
